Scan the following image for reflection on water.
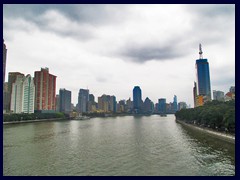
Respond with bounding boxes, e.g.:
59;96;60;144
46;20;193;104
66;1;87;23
3;115;235;176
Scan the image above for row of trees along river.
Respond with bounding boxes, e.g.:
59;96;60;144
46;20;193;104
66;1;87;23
3;112;66;122
175;100;235;134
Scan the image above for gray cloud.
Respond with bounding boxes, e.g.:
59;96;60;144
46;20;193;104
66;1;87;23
3;4;128;26
184;4;235;45
185;4;235;18
120;45;185;63
3;4;235;106
3;4;129;41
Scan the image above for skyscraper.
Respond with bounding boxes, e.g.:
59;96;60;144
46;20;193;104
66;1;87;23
3;39;7;85
133;86;142;113
143;97;154;114
34;68;57;112
173;95;178;112
59;88;72;114
158;98;166;114
78;89;89;113
110;96;117;113
10;74;35;113
194;44;211;106
6;72;25;112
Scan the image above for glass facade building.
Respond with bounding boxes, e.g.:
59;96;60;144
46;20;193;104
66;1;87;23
133;86;142;113
59;88;72;114
195;59;211;101
158;98;166;114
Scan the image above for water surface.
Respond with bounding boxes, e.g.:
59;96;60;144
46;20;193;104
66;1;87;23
3;115;235;176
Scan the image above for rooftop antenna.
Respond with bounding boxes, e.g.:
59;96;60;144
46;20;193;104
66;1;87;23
199;43;203;59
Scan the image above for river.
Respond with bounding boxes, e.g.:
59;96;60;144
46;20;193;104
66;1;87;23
3;115;235;176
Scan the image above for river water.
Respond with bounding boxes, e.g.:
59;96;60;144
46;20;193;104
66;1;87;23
3;115;235;176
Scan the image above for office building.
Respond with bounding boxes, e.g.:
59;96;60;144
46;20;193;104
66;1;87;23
78;89;89;113
133;86;142;113
173;95;178;112
158;98;166;114
194;44;212;106
59;88;71;114
110;96;117;113
143;97;154;114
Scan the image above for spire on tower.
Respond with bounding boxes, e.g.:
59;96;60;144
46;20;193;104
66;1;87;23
199;43;203;59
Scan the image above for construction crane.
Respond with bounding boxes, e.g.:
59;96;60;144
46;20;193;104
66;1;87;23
199;43;203;59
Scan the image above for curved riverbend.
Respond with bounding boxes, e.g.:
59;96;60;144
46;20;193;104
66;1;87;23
3;115;235;176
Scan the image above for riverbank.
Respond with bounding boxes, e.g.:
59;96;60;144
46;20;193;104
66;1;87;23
176;119;235;144
3;118;67;125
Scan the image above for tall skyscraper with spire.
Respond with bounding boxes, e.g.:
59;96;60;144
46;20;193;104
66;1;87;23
194;44;211;106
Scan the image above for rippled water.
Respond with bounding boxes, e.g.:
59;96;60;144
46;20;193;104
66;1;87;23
3;115;235;176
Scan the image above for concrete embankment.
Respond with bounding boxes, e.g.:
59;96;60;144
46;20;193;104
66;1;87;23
176;119;235;144
3;118;66;125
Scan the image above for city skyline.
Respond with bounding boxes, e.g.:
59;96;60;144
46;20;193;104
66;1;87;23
3;4;235;106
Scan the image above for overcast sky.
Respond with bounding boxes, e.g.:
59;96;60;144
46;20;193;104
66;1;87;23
3;4;235;106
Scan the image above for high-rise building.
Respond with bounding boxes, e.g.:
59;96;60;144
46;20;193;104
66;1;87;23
118;100;126;112
34;68;57;112
3;39;7;85
173;95;178;112
133;86;142;113
97;94;116;113
193;82;197;107
88;94;97;113
6;72;25;112
59;88;71;114
10;74;35;113
89;94;95;103
110;96;117;113
78;89;89;113
143;97;154;114
194;44;211;106
213;90;224;101
126;98;133;112
158;98;166;114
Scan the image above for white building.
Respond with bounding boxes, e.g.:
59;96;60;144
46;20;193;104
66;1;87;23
10;74;35;113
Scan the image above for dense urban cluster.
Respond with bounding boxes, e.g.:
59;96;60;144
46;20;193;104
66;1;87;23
3;40;235;121
3;39;187;118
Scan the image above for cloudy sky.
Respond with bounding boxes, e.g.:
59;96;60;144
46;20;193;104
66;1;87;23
3;4;235;106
